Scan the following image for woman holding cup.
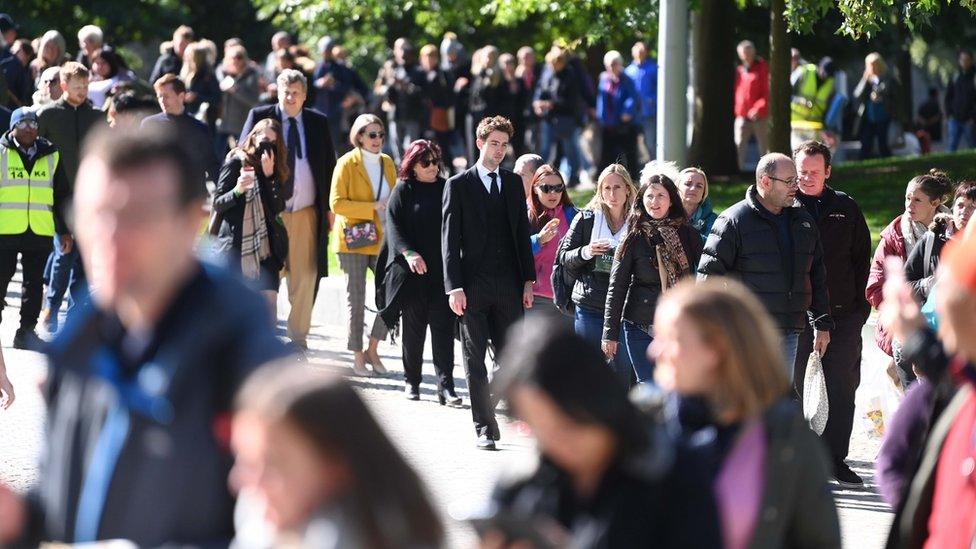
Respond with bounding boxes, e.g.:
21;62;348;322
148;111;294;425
556;164;637;383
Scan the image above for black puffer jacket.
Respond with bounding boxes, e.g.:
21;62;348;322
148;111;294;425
697;185;833;333
557;210;606;313
603;222;702;341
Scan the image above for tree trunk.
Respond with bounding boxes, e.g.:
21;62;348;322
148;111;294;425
767;0;791;154
896;21;913;128
688;0;738;175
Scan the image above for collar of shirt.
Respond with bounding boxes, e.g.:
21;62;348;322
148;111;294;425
11;136;37;158
280;108;306;135
475;162;500;193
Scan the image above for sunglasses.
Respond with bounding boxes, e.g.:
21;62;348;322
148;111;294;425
537;183;565;194
366;131;386;140
418;157;441;168
15;120;38;130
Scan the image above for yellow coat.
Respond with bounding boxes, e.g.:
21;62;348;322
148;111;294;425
329;147;397;255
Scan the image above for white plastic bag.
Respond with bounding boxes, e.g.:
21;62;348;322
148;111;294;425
856;358;903;439
803;351;829;436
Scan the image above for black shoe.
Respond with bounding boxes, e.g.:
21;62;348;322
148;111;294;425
476;434;497;450
405;384;420;401
13;329;43;351
489;425;501;442
833;460;863;487
437;385;462;407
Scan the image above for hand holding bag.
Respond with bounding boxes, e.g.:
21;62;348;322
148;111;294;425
343;162;385;250
803;350;830;436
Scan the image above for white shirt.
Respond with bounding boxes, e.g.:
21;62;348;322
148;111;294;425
581;209;629;260
281;109;316;212
475;161;501;194
361;149;390;201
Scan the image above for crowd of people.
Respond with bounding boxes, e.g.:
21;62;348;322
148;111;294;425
0;11;976;548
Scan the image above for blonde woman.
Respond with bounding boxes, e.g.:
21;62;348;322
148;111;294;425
556;163;637;382
677;167;717;243
651;278;840;549
854;52;900;159
180;42;220;125
30;30;69;85
330;114;395;376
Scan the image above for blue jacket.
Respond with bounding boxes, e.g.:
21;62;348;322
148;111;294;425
312;61;357;119
596;72;639;129
688;198;718;244
531;205;578;255
625;59;658;120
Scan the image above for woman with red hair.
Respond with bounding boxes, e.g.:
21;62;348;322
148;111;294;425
377;140;461;405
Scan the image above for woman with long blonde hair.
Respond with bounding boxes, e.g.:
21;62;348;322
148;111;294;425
556;163;637;383
651;278;840;549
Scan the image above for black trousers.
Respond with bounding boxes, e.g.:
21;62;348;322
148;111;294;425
599;124;639;177
0;248;49;331
793;311;866;461
401;289;456;391
459;273;523;438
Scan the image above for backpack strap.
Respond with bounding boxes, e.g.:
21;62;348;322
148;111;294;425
923;234;935;278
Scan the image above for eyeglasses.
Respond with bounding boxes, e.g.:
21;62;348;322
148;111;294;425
366;131;385;140
14;120;38;130
768;175;799;189
418;157;440;168
537;183;566;194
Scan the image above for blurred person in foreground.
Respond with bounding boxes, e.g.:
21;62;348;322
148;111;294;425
377;140;460;405
791;140;872;487
0;127;288;547
230;364;444;549
879;227;976;547
477;316;720;548
651;278;841;548
557;163;637;384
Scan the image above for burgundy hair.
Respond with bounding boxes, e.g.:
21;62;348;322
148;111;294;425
398;139;442;180
527;164;573;230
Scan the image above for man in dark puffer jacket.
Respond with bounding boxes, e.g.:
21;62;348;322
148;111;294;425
698;152;833;379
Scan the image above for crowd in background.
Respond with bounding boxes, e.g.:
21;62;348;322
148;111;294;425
1;10;976;549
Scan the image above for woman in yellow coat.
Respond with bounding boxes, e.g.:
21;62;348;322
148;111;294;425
330;114;397;376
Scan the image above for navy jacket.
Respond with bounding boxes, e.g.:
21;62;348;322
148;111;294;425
15;265;289;547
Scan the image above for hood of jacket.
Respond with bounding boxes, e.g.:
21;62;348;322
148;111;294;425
744;184;801;220
0;130;57;158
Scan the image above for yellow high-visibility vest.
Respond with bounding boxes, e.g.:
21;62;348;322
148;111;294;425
791;64;835;131
0;146;58;237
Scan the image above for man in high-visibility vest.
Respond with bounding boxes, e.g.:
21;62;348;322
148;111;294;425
0;107;68;349
791;58;837;150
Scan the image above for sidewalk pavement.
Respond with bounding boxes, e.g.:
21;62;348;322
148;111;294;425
0;272;895;547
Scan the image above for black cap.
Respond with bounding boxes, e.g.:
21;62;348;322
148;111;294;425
0;14;17;34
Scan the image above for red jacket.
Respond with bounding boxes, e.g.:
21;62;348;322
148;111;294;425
866;215;908;356
734;57;769;119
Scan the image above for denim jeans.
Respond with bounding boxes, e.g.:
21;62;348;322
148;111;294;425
539;117;582;185
782;330;800;383
45;234;89;328
639;116;657;160
859;119;891;159
574;306;632;384
623;320;655;384
947;117;976;152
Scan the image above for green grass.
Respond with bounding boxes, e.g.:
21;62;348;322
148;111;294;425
570;150;976;250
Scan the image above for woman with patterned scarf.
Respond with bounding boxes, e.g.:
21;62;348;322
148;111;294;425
212;118;291;315
601;169;703;384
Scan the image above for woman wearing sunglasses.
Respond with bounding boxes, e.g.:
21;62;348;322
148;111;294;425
527;164;577;316
329;114;395;376
377;140;462;405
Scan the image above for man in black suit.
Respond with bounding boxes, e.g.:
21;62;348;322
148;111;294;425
142;74;219;187
239;69;337;352
442;115;535;450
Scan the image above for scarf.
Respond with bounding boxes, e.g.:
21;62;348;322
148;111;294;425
634;217;690;290
901;205;950;253
240;179;271;280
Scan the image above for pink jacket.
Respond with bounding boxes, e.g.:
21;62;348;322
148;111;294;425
866;215;908;356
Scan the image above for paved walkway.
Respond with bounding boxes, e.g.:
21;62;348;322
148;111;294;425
0;273;895;547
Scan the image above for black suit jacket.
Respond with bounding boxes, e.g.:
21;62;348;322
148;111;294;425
239;104;337;278
442;166;535;293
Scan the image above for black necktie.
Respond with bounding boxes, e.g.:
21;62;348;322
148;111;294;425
488;172;499;198
287;117;302;160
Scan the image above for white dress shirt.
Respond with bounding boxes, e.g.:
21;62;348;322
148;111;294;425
475;161;501;194
281;109;316;212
